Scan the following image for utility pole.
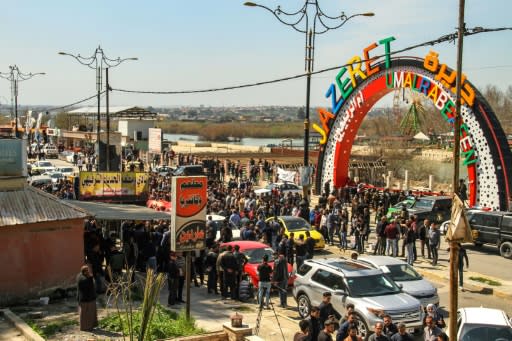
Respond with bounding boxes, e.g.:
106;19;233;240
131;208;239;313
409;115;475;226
245;1;374;201
59;47;137;171
449;1;465;340
0;65;45;138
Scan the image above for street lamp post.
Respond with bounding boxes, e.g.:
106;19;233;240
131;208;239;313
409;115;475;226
245;1;373;199
0;65;45;138
59;46;137;171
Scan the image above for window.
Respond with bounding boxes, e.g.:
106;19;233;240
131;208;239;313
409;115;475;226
501;216;512;232
311;269;344;290
297;264;312;276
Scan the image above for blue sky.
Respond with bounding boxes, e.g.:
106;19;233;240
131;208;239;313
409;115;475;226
0;0;510;109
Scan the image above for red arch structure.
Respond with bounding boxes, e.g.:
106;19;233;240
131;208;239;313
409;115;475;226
315;55;511;211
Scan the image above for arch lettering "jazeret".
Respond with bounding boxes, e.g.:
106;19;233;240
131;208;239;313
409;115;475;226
314;37;511;211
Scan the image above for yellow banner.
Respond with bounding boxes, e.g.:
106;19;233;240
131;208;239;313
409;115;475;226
79;172;149;198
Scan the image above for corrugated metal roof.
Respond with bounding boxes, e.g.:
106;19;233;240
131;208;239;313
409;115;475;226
65;200;171;221
0;186;90;227
67;106;152;114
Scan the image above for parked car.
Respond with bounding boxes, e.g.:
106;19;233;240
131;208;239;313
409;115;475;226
449;307;512;340
42;144;59;158
254;182;302;196
265;216;325;250
386;197;416;219
30;161;56;174
56;167;75;177
407;195;452;223
172;165;204;176
357;256;439;307
211;214;240;241
220;241;294;288
152;165;174;176
466;209;512;259
293;258;423;339
28;175;53;187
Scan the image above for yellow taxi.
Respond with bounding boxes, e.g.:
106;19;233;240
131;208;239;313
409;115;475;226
266;215;325;250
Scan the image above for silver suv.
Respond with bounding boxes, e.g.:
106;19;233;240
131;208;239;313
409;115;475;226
292;259;423;339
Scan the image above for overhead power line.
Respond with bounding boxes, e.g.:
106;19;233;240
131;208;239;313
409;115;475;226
109;26;511;96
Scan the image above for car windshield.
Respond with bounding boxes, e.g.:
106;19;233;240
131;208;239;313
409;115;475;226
393;200;414;209
38;162;52;167
460;324;512;341
59;168;73;173
382;264;422;281
346;274;401;297
244;247;275;264
284;218;310;231
413;199;435;210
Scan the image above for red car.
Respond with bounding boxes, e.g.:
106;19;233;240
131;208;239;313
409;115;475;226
221;241;295;288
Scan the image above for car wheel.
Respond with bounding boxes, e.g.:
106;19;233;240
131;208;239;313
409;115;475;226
297;294;311;319
355;314;370;340
499;241;512;259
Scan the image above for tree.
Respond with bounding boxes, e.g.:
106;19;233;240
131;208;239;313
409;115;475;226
54;112;69;130
297;107;306;120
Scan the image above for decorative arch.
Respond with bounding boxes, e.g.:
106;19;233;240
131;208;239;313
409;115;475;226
315;56;511;211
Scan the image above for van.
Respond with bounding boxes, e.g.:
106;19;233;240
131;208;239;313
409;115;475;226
172;165;204;176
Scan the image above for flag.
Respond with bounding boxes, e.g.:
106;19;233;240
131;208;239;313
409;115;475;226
446;194;473;242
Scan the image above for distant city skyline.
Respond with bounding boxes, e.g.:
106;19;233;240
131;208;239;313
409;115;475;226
1;0;511;111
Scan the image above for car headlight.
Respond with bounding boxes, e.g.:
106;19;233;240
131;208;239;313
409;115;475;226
367;307;385;317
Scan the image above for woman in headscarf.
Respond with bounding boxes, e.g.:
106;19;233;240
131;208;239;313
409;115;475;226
424;303;446;329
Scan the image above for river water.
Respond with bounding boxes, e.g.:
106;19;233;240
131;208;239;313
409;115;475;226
163;133;303;147
163;134;466;184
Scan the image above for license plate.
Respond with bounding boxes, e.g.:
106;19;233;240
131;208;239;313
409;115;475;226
407;328;415;334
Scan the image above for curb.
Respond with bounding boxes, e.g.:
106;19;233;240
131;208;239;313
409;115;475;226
414;263;512;303
0;308;45;341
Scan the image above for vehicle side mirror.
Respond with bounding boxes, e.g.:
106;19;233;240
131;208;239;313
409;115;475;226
333;289;347;296
398;283;403;289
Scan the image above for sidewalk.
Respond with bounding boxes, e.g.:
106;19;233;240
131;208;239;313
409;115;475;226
158;286;301;341
412;254;512;301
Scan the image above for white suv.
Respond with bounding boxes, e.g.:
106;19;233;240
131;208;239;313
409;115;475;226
452;307;512;340
292;258;423;339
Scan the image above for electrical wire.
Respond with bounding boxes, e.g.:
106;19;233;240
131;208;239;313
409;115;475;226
110;26;511;96
45;91;105;112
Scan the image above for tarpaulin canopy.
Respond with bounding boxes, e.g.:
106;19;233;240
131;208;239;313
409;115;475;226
64;200;171;221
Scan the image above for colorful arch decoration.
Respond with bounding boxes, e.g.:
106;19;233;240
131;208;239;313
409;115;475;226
314;37;512;211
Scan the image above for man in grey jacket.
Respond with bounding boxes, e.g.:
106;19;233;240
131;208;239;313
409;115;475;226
428;223;441;266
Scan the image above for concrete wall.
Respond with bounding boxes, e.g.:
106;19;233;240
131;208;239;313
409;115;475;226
118;120;155;140
0;218;84;304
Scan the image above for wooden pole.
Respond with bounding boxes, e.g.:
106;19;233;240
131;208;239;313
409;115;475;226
185;251;191;319
449;0;465;339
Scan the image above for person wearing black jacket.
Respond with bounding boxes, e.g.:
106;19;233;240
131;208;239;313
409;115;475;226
77;265;97;331
305;306;322;341
305;231;315;259
205;247;219;294
167;252;180;306
220;245;238;299
272;251;289;308
319;292;341;329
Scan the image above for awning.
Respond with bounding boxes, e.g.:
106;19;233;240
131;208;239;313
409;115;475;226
63;200;171;221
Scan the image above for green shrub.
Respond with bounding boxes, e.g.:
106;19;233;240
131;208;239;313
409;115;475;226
100;304;204;339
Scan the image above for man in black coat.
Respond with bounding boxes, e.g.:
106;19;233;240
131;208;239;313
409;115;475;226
220;245;238;299
167;252;180;306
318;292;341;330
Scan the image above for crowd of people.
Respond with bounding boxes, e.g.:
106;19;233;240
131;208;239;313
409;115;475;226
75;151;464;337
293;292;449;341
